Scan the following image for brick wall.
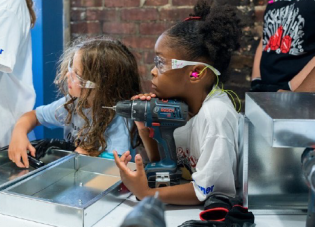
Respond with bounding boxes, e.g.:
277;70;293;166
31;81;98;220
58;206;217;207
70;0;267;110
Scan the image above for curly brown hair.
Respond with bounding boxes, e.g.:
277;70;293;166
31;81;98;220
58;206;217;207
25;0;36;28
54;37;141;156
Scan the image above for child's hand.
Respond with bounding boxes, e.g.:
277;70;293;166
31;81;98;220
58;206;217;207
114;150;152;200
8;135;35;168
131;92;156;101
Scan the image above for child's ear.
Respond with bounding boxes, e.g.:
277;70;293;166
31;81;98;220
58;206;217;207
189;65;207;81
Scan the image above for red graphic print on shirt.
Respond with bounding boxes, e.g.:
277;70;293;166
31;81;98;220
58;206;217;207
177;147;198;170
263;3;305;55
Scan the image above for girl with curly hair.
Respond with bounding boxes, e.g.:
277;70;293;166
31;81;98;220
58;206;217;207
9;37;141;168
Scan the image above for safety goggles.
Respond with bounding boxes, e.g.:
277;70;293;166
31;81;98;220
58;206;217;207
67;61;96;88
154;56;221;76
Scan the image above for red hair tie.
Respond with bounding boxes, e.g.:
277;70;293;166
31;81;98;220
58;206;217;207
184;16;201;21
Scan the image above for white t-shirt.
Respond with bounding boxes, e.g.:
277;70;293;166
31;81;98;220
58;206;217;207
174;89;239;202
0;0;36;147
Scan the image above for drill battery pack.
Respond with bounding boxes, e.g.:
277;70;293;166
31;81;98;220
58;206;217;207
147;169;182;188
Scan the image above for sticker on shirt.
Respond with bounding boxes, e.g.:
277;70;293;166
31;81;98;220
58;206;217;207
263;3;305;55
0;49;4;54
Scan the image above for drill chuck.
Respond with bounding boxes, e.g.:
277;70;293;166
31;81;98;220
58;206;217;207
115;100;147;121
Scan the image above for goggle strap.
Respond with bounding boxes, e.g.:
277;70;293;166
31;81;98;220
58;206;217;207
171;59;221;76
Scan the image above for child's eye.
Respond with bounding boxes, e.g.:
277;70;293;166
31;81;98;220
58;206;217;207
154;56;165;72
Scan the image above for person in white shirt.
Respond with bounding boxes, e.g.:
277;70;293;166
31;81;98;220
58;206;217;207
0;0;36;147
114;0;241;205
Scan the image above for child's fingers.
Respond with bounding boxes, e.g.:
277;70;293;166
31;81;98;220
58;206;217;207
120;150;130;163
124;154;132;165
114;151;130;173
113;151;120;164
14;153;26;168
135;154;144;173
135;121;146;130
21;152;29;168
132;93;156;101
28;143;36;157
139;95;147;100
131;95;139;100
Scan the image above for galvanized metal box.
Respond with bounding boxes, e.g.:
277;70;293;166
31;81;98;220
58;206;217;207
0;149;135;226
242;92;315;213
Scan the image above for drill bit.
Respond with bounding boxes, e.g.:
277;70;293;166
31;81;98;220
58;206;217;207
102;106;116;111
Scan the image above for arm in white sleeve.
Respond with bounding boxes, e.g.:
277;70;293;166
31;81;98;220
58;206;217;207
192;135;237;202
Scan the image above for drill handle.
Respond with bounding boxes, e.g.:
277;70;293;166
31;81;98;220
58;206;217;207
151;126;177;167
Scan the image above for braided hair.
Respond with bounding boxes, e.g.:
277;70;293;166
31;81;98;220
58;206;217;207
165;0;241;83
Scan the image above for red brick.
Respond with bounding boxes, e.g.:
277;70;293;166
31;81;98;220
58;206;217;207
99;10;119;21
138;64;147;77
71;10;86;21
71;0;82;7
86;9;117;21
86;9;99;20
173;0;197;6
103;22;137;34
143;51;155;64
131;50;143;63
73;0;103;7
159;8;193;21
122;36;156;49
71;22;101;34
105;0;140;7
140;22;172;35
121;8;158;21
144;0;168;6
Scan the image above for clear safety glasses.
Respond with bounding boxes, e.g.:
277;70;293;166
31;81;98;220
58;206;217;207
154;56;221;76
67;61;96;89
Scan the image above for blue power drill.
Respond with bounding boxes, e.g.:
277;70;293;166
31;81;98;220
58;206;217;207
104;98;188;188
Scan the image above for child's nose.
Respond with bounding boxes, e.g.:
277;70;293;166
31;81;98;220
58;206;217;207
151;66;158;78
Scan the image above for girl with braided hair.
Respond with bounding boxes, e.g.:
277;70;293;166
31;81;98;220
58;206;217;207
114;0;241;205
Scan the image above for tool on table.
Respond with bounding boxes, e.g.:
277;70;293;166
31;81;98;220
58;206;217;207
120;192;166;227
103;98;189;188
301;148;315;227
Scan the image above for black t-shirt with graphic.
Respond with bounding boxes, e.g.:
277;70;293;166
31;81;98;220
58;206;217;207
260;0;315;89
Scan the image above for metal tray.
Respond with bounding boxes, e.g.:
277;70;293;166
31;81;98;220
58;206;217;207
0;153;135;227
0;148;73;190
